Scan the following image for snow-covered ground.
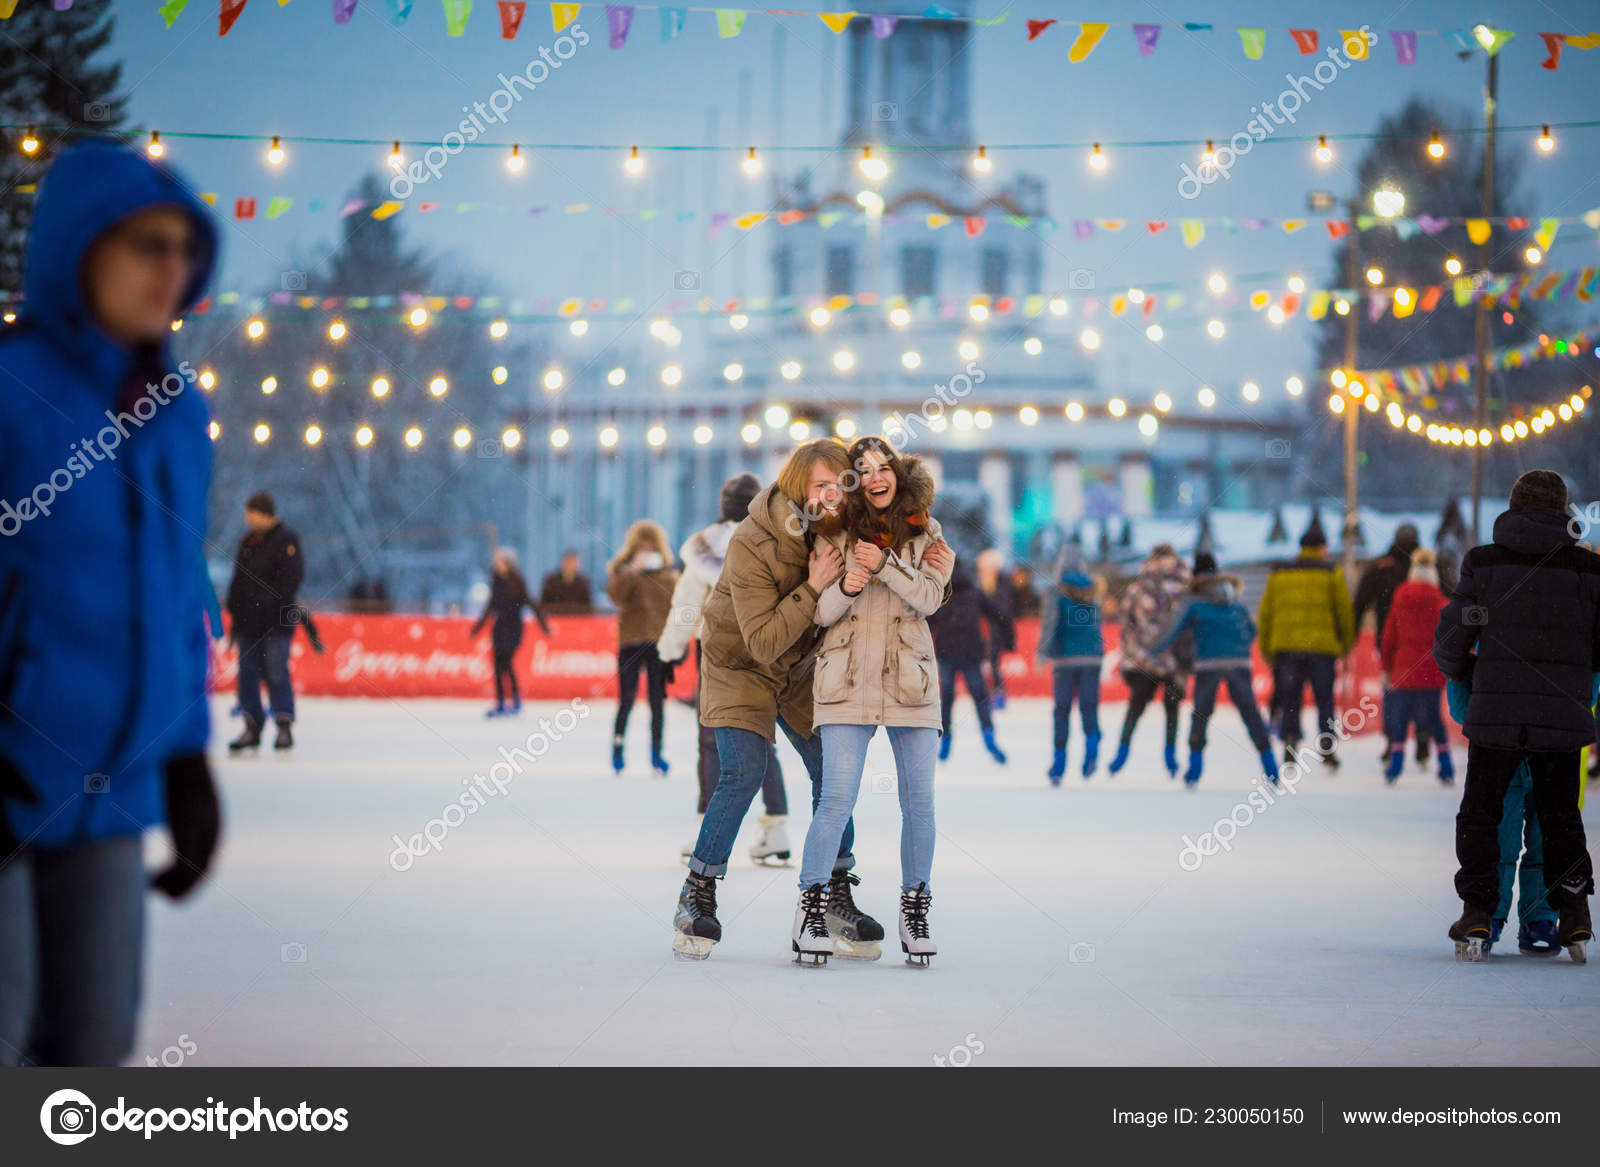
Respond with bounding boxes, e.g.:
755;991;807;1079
134;695;1599;1067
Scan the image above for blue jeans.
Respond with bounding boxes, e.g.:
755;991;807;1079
1275;651;1336;746
938;656;994;735
1382;687;1448;747
0;836;146;1066
801;724;938;893
1496;765;1554;925
238;631;295;724
1190;667;1271;752
1051;663;1100;748
689;719;850;879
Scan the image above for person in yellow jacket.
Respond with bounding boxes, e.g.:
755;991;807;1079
1257;523;1355;767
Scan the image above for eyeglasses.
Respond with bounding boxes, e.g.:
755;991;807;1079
115;229;201;264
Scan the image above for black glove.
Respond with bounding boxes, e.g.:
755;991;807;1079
661;657;681;686
0;756;40;861
150;753;221;900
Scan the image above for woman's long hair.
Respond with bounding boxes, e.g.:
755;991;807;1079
492;548;529;600
841;435;931;552
609;519;672;573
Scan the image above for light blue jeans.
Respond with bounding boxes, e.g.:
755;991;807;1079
801;724;938;893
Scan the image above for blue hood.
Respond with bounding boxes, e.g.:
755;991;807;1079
23;142;218;378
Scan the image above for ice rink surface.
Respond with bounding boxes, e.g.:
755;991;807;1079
134;695;1598;1067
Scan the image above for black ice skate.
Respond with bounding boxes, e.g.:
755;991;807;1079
899;883;936;967
792;883;830;967
825;870;884;960
1557;900;1592;964
1449;904;1494;962
228;718;262;753
273;718;293;751
672;872;722;960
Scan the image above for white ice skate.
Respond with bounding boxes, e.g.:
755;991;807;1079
793;884;831;966
749;814;791;866
899;883;936;968
680;814;702;866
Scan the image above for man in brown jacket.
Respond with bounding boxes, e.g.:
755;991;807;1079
670;440;855;959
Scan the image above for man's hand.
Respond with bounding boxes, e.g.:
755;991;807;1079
808;543;845;593
150;754;221;900
841;565;871;596
853;541;886;572
924;537;953;575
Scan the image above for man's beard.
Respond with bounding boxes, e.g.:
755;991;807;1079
809;507;846;536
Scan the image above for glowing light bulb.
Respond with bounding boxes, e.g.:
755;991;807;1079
1335;299;1350;316
1080;328;1101;351
1065;402;1085;421
1207;273;1227;294
729;313;749;330
599;426;620;449
695;423;715;445
246;318;266;340
1049;297;1068;317
723;363;744;382
489;319;509;339
1019;406;1039;426
661;364;683;386
625;146;644;175
1267;305;1286;325
1023;337;1043;356
1314;135;1332;164
901;351;921;370
1328;394;1345;414
741;423;762;444
1426;131;1445;160
1365;266;1384;286
968;302;989;323
1138;413;1158;437
1145;324;1164;342
958;340;979;361
1242;381;1260;403
607;367;626;387
409;306;429;328
404;427;423;449
304;424;323;446
1537;125;1555;153
549;427;569;449
1107;398;1127;417
889;306;911;328
267;136;285;166
858;146;887;181
208;421;220;441
492;366;508;385
971;145;992;174
1525;246;1542;265
742;146;761;176
832;350;855;372
370;376;390;398
327;320;347;341
20;127;39;156
780;361;801;381
1286;376;1304;396
506;144;525;173
198;369;216;390
388;141;404;169
569;319;588;337
1088;142;1107;171
1198;387;1216;408
355;426;374;447
428;375;448;396
146;131;164;159
1201;140;1217;169
789;420;811;441
1445;256;1462;276
252;423;270;444
1206;319;1225;339
1154;393;1172;412
810;306;831;327
310;367;329;389
1287;275;1305;294
261;376;277;395
503;427;523;449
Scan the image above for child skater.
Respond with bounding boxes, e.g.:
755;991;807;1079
794;436;953;967
1037;548;1105;783
1152;552;1279;786
1377;549;1455;783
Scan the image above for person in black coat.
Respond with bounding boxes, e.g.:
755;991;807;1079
224;491;304;751
539;550;594;615
1433;470;1599;955
929;559;1007;764
470;549;550;717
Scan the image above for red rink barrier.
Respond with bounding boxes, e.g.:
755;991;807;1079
212;615;1405;738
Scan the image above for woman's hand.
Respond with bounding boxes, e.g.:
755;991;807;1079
924;537;953;575
853;541;886;572
841;565;871;595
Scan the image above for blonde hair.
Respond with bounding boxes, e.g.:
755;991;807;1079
1408;547;1439;586
609;520;671;572
775;438;852;506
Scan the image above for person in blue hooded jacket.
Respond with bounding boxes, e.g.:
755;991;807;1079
1036;552;1105;783
0;143;222;1066
1152;552;1279;787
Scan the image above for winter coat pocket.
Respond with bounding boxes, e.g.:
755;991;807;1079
815;638;855;704
893;636;934;706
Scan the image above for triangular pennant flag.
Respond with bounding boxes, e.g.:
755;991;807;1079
922;4;953;16
1073;219;1094;240
385;0;412;24
869;13;894;37
1236;27;1264;59
818;212;843;228
1540;32;1565;69
1249;290;1270;310
1025;18;1054;41
332;0;357;22
1480;28;1515;55
1415;214;1449;234
550;2;578;31
442;0;471;35
1179;219;1204;247
1132;23;1159;54
234;197;257;220
1418;285;1443;312
776;209;806;225
1004;215;1031;229
1567;33;1600;49
1394;220;1418;241
1326;220;1350;240
1536;217;1559;250
963;216;986;237
658;5;682;39
1145;220;1168;235
1445;29;1475;54
1453;277;1474;306
1466;219;1491;245
734;212;766;229
220;0;247;35
1288;28;1317;54
1282;293;1300;316
1356;214;1377;230
1182;22;1211;31
714;7;744;37
1339;30;1369;60
1096;219;1124;232
371;201;403;219
925;213;949;229
1368;293;1387;322
159;0;189;26
1110;296;1126;317
1068;22;1108;62
0;0;19;12
199;192;218;206
265;196;292;219
1506;216;1529;230
1578;267;1597;301
818;11;853;33
1281;219;1305;233
418;201;438;211
339;198;364;217
496;0;523;35
1391;30;1416;63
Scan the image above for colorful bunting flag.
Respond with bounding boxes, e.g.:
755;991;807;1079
1237;27;1264;59
963;216;985;237
1326;220;1350;240
1391;29;1416;63
1540;32;1564;69
1146;220;1167;235
266;196;292;219
235;197;257;220
1131;23;1159;54
1288;28;1317;54
1466;219;1491;245
1025;17;1054;40
1536;217;1559;250
1479;28;1515;55
1568;33;1600;48
1339;30;1369;60
714;7;743;36
1179;219;1203;247
657;5;679;40
1068;21;1108;61
925;213;949;229
372;201;403;219
442;0;471;35
386;0;413;22
818;10;852;33
332;0;357;23
551;1;578;31
159;0;189;27
1281;219;1305;233
870;13;894;37
220;0;247;35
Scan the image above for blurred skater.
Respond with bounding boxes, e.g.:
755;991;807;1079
0;143;221;1065
226;491;305;752
976;549;1016;710
1258;520;1353;768
1376;549;1453;783
469;548;550;718
1110;543;1191;779
540;549;593;615
929;561;1007;765
1357;524;1428;766
1037;551;1105;783
606;521;679;775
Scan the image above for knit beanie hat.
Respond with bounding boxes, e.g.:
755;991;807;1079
1508;469;1568;513
719;472;762;522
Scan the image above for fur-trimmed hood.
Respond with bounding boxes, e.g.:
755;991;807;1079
679;520;736;589
846;452;936;551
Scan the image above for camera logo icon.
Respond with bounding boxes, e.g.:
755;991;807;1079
1463;605;1489;627
872;101;898;121
870;772;895;795
281;270;308;292
83;102;112;123
1068;268;1095;290
477;438;504;459
1069;941;1096;963
281;941;308;963
40;1089;97;1145
83;772;110;794
674;270;701;291
1068;607;1094;626
1266;438;1291;460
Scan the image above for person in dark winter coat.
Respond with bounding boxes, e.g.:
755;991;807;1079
1010;565;1041;621
656;473;789;865
1377;549;1453;782
976;550;1017;709
1036;555;1105;782
539;550;594;615
1152;552;1278;786
0;143;222;1066
1434;469;1599;959
929;560;1007;765
470;549;550;717
606;520;680;775
225;491;305;752
1357;523;1432;765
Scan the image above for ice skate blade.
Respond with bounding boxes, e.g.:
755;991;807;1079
792;943;829;967
901;944;935;968
831;937;882;962
1454;937;1488;962
751;853;792;867
672;933;716;960
1568;941;1588;964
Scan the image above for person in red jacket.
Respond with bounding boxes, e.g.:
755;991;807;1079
1378;549;1454;783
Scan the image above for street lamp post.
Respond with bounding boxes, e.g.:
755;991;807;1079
1342;198;1360;586
1470;42;1499;547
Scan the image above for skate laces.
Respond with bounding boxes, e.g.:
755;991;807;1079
688;874;718;918
901;885;931;939
828;871;864;919
801;884;829;937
